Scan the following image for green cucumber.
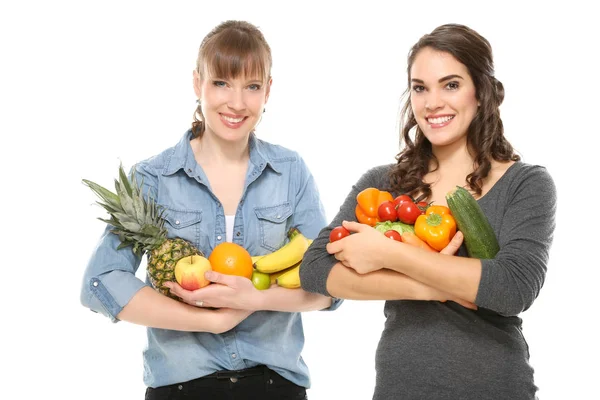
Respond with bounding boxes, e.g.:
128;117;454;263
446;186;499;259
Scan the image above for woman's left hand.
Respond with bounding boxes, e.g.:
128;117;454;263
326;220;390;274
164;271;263;310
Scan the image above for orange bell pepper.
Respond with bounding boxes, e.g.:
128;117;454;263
414;205;457;251
355;187;394;226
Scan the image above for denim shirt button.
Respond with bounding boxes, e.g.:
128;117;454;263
92;281;98;287
236;232;241;237
175;220;180;225
217;235;222;240
231;353;237;359
276;215;281;219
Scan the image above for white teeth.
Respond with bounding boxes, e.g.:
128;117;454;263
428;116;454;124
222;115;244;123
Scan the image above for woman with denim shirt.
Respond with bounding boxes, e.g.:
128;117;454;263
81;20;338;400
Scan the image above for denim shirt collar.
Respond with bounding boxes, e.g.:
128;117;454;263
161;130;282;178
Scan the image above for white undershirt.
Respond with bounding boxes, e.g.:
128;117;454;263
225;215;235;242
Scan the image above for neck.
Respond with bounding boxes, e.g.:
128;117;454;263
431;137;474;172
192;131;250;166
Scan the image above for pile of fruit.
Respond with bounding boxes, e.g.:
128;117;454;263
250;228;312;290
169;228;310;292
330;186;500;259
82;164;309;303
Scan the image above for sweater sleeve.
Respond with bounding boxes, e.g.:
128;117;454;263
299;164;393;296
476;165;557;316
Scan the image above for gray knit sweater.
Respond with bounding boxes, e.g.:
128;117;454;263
300;162;556;400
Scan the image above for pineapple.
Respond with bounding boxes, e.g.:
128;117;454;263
82;163;202;299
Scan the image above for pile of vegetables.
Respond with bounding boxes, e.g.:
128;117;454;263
331;186;499;259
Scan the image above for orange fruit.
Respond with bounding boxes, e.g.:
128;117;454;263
208;242;253;279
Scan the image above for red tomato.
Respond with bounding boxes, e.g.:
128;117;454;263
329;226;350;242
377;200;398;222
384;230;402;241
393;194;413;208
397;201;422;224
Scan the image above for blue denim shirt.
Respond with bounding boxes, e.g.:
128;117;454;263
80;130;341;388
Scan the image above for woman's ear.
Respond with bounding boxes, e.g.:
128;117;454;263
264;77;273;104
193;69;202;99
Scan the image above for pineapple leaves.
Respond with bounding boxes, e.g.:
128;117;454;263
82;179;121;210
118;163;134;197
83;162;170;256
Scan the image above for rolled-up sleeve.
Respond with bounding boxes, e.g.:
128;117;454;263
80;228;147;321
80;163;157;321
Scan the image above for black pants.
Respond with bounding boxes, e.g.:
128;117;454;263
145;365;307;400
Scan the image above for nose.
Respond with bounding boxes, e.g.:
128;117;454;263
227;89;246;112
425;89;443;111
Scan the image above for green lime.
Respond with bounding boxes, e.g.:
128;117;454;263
251;270;271;290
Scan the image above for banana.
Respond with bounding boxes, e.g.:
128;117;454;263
275;264;301;289
254;228;310;273
269;262;300;284
251;255;264;264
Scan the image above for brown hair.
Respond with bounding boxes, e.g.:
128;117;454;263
191;20;272;138
389;24;520;198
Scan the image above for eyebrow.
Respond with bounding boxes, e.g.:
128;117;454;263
411;74;464;84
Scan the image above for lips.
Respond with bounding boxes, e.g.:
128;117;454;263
426;115;455;128
427;115;454;124
220;113;247;129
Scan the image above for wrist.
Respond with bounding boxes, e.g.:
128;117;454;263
250;288;267;311
381;240;403;272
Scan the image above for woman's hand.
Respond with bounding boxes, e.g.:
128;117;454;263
326;220;391;274
164;271;264;310
439;230;463;256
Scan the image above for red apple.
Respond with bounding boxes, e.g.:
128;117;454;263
174;255;212;290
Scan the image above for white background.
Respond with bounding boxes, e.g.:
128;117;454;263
2;1;598;399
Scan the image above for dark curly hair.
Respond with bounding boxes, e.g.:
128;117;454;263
191;20;272;139
389;24;519;199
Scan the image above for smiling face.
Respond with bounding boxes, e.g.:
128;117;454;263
194;67;271;143
410;47;479;149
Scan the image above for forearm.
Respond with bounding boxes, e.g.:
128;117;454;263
326;262;448;301
254;286;332;312
383;244;482;302
118;286;251;333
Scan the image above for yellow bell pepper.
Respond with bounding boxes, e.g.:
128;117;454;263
414;205;457;251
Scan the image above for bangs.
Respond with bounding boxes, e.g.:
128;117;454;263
200;30;271;83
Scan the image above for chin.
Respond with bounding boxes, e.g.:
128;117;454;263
424;131;464;147
217;131;251;143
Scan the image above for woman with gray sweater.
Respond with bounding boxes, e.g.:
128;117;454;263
300;24;556;400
